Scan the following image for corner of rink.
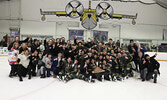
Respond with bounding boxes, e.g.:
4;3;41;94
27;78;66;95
0;52;167;100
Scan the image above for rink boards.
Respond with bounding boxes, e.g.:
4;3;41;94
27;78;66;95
0;47;167;62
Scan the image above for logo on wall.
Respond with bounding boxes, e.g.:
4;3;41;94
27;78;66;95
40;0;137;30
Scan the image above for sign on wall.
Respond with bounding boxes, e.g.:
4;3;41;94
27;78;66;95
10;28;20;37
69;30;84;40
0;47;8;55
93;30;108;42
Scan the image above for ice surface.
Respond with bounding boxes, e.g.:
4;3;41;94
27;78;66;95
0;52;167;100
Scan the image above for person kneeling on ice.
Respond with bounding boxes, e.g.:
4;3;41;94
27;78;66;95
41;53;52;78
142;53;160;83
80;58;95;82
65;59;89;83
58;57;73;82
17;50;31;81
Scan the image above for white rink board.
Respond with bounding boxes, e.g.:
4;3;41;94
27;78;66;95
146;52;167;60
0;47;8;55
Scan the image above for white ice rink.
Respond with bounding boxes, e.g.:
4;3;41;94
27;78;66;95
0;52;167;100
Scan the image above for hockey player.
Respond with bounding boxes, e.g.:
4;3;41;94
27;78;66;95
65;59;89;82
90;58;97;78
86;58;96;82
75;49;83;63
128;40;138;71
110;57;118;81
121;53;133;79
97;42;104;52
101;60;112;81
58;57;71;81
63;57;74;81
106;55;116;81
115;53;124;81
108;38;113;48
80;58;94;82
128;40;138;54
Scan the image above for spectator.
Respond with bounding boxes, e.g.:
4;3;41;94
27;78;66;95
0;38;7;47
136;41;147;56
8;36;29;50
116;40;120;47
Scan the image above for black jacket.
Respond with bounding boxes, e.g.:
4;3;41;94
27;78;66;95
43;40;53;54
19;47;28;54
136;56;145;70
31;44;40;53
128;44;138;54
8;37;29;50
29;55;39;66
0;41;7;47
80;63;91;74
144;55;160;73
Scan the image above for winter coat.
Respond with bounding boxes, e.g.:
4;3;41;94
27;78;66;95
144;56;160;73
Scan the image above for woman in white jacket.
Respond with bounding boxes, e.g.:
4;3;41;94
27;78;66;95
17;50;30;81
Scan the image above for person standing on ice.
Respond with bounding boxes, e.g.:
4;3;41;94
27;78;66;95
136;41;147;56
143;53;160;83
136;51;147;81
8;42;19;77
128;40;138;71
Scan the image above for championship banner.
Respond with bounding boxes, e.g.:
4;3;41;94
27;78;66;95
0;47;8;56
